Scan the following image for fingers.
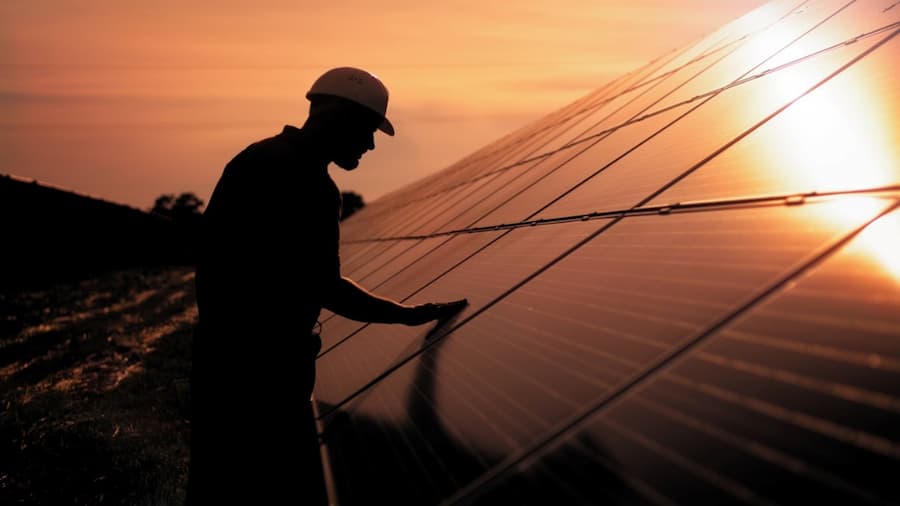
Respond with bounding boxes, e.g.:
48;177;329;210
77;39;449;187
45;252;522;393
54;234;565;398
440;298;468;313
432;299;469;320
403;299;469;326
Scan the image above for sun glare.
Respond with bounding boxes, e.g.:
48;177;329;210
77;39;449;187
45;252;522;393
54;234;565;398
853;210;900;282
771;63;899;278
770;69;896;192
743;24;899;280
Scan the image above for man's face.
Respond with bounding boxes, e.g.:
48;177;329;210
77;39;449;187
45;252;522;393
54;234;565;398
330;104;381;171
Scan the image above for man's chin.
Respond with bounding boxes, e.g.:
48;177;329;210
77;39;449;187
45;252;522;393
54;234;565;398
334;158;360;170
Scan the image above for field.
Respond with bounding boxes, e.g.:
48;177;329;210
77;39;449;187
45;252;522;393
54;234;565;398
1;267;196;505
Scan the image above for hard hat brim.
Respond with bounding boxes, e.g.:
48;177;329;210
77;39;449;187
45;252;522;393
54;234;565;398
379;117;395;136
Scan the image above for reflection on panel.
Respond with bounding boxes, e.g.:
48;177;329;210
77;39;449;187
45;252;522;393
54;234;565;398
428;98;705;235
319;197;896;505
697;0;801;55
650;33;899;205
471;82;642;183
756;0;900;71
469;205;900;505
516;41;711;162
640;0;851;119
533;37;877;220
315;222;600;414
468;101;695;229
609;0;802;118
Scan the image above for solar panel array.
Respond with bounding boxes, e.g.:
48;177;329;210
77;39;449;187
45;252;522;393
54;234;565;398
313;1;900;503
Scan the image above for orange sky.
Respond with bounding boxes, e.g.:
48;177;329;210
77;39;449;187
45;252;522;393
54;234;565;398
0;0;767;210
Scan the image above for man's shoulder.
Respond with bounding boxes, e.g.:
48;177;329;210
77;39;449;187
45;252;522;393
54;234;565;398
238;131;292;160
234;126;320;167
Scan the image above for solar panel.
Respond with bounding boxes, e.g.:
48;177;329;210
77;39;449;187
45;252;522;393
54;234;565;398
314;1;900;503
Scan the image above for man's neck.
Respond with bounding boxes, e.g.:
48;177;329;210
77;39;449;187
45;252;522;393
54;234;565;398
285;124;331;168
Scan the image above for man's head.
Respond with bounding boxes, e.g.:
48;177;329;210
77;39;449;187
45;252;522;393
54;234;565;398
304;67;394;170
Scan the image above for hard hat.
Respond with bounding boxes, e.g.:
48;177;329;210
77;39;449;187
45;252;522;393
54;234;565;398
306;67;395;136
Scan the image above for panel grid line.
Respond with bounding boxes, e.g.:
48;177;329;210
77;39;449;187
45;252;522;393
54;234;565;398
345;185;900;243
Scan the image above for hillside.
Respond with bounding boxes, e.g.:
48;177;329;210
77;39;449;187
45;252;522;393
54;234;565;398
0;266;195;505
0;174;192;293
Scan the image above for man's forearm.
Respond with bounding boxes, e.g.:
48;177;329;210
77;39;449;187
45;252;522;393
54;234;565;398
322;277;409;323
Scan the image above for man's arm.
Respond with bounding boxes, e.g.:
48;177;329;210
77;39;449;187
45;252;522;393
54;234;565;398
322;277;467;326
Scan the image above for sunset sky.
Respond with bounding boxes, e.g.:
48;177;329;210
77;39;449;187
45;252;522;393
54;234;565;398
1;1;767;210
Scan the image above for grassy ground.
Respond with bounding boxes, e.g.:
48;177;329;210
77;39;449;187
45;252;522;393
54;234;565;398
0;267;196;505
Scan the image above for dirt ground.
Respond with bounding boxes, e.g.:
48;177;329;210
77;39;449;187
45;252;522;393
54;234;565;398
1;266;196;505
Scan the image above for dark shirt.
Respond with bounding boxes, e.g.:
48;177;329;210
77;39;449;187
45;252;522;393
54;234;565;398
196;125;342;338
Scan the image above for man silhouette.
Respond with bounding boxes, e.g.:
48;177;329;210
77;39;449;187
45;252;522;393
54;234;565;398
190;67;467;504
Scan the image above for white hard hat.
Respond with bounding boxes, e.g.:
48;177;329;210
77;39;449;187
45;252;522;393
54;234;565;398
306;67;395;136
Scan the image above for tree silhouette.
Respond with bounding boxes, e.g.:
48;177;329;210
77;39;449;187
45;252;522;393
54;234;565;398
150;192;204;264
340;191;364;221
152;194;175;215
151;192;204;221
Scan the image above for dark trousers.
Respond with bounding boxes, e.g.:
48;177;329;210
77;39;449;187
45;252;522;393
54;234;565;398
187;327;326;505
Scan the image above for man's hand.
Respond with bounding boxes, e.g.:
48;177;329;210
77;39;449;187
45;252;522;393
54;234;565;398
402;299;468;326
